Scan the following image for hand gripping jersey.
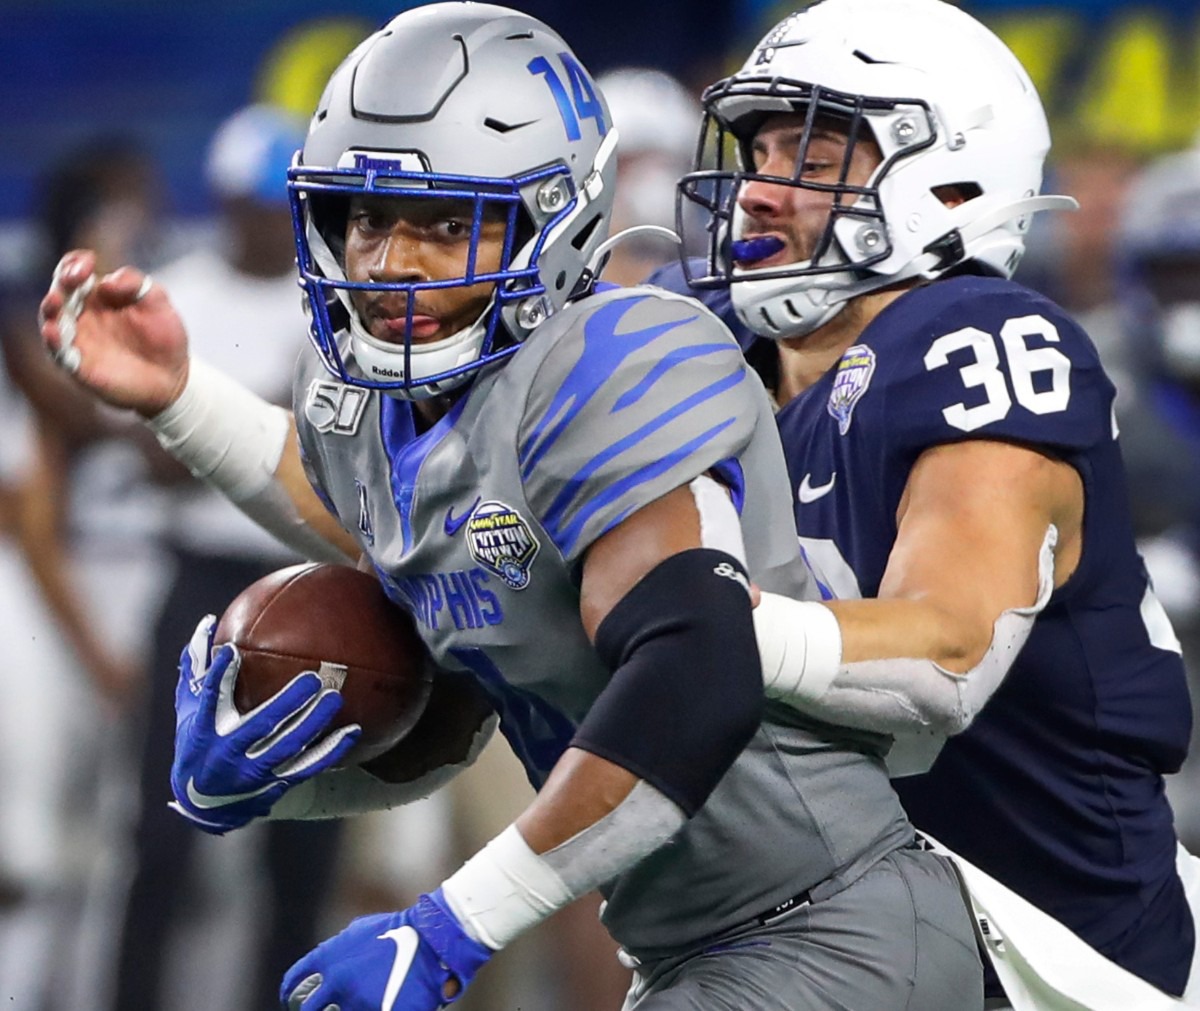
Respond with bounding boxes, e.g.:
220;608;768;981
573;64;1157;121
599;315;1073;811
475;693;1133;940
654;264;1194;993
294;285;917;956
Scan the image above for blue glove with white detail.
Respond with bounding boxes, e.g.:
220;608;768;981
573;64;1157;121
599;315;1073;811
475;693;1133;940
170;615;361;834
281;888;493;1010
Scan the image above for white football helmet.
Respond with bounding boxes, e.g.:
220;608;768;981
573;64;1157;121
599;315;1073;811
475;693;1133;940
1119;146;1200;383
290;3;617;397
677;0;1077;339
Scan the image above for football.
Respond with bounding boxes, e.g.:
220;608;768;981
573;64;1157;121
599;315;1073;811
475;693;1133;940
214;562;434;764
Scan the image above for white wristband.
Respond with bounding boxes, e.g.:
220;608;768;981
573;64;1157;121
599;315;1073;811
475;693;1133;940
146;357;289;503
440;825;575;951
754;592;843;702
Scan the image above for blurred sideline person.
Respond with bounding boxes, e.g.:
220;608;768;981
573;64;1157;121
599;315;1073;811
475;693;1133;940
1115;144;1200;854
0;136;170;1010
654;0;1198;1005
41;5;985;1010
106;104;345;1011
595;68;700;287
1018;144;1143;404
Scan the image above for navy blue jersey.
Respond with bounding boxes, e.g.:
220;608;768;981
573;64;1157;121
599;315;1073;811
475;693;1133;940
651;264;1195;994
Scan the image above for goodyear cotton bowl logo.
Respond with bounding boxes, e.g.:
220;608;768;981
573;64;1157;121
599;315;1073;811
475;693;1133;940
827;344;876;435
466;501;540;591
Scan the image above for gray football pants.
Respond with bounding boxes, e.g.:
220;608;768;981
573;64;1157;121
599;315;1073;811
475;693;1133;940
623;846;983;1011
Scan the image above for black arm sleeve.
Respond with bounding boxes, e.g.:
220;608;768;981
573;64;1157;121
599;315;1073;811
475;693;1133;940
574;548;763;817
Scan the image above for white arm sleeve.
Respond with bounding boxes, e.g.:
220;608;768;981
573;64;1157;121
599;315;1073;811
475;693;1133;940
146;358;349;563
268;714;497;820
758;526;1057;737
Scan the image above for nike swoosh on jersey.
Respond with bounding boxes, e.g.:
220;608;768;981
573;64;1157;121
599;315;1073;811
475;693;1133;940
380;926;420;1011
797;472;837;504
444;497;481;536
185;777;276;810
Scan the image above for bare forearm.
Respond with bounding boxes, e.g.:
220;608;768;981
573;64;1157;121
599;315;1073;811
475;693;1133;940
829;596;992;672
515;747;639;853
756;528;1057;736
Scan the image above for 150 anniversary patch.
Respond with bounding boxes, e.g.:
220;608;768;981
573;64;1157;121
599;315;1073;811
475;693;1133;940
466;501;540;590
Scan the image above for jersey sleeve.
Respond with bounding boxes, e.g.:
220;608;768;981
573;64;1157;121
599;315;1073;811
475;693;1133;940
517;290;769;563
877;280;1116;464
291;347;348;526
648;259;761;354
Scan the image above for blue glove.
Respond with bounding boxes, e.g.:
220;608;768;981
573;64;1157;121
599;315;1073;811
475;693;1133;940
281;888;493;1010
170;615;361;834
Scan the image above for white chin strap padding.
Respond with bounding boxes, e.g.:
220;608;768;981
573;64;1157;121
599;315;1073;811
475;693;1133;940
727;200;856;341
347;304;490;398
731;277;849;340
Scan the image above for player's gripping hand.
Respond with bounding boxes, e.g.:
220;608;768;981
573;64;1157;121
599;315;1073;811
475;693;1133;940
281;889;492;1011
169;615;361;834
38;249;190;417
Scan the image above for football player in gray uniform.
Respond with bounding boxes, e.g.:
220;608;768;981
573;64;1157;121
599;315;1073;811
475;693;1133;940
38;5;983;1009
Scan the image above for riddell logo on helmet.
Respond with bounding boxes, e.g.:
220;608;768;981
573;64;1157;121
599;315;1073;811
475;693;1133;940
371;366;405;378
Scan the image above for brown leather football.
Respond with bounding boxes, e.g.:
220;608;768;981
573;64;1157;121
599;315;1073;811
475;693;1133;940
214;562;433;764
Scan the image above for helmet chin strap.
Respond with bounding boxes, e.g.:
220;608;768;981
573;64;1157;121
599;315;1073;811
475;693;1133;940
731;276;855;341
346;308;489;401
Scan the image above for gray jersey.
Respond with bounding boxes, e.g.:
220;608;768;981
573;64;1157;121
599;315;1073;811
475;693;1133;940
294;285;914;956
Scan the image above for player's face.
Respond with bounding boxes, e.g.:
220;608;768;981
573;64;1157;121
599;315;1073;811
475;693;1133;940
734;113;882;270
343;194;508;345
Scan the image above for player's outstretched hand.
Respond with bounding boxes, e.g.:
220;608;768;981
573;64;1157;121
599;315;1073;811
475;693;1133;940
38;249;190;417
169;615;362;835
281;889;492;1011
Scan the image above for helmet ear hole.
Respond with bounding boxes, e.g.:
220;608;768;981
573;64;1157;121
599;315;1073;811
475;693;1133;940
932;182;982;208
570;212;604;251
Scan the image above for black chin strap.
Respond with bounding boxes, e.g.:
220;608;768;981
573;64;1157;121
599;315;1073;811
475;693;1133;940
567;267;598;303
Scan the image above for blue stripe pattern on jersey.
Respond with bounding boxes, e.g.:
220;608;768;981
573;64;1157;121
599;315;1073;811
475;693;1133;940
451;646;577;788
612;342;736;412
381;395;467;554
519;296;696;482
549;410;741;556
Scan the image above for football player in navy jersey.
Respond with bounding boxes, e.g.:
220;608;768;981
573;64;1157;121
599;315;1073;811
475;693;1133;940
653;0;1199;1004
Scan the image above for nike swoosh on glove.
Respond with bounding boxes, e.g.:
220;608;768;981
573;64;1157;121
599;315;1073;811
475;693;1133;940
281;888;493;1011
170;614;361;834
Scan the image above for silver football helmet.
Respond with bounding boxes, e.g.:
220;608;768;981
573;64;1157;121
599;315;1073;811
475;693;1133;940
290;3;617;397
678;0;1077;339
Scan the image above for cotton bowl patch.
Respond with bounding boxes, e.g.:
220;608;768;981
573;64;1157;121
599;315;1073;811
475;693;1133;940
467;501;540;590
827;344;876;435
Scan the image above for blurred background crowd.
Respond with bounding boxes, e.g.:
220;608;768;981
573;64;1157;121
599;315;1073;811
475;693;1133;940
2;0;1200;1008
